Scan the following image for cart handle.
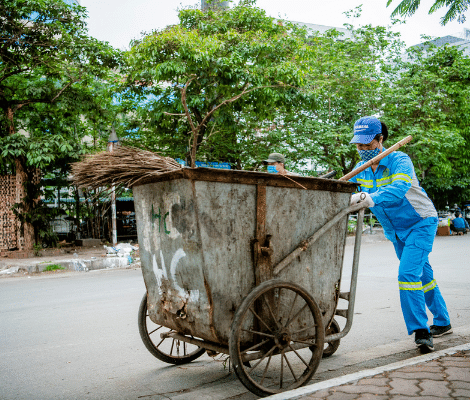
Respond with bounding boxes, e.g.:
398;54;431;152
273;201;368;276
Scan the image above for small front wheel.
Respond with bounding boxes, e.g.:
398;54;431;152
229;280;324;397
322;318;341;358
138;293;205;365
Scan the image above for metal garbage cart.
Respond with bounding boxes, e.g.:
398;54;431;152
134;168;366;397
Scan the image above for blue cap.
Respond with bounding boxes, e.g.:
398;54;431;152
350;116;382;144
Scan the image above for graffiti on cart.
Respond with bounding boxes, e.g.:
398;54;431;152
152;248;199;302
150;193;181;239
151;205;170;234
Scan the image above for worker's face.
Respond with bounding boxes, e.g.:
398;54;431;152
267;162;283;171
356;137;383;151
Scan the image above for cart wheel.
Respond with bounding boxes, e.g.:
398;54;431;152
229;280;324;397
138;293;205;365
322;318;341;358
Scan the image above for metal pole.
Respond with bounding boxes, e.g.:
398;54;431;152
326;207;365;343
107;127;119;246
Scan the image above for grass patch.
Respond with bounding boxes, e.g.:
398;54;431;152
43;264;65;272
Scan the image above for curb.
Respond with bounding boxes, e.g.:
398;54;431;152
0;256;138;275
265;342;470;400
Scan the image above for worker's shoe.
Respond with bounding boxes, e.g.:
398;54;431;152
415;329;434;353
430;324;453;337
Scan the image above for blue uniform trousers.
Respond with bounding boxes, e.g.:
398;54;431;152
393;221;450;335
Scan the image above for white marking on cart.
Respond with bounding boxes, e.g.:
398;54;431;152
152;252;168;295
188;289;199;302
170;248;187;297
152;248;199;301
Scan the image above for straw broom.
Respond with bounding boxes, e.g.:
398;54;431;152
71;146;183;190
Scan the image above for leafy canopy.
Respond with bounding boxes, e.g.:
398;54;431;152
387;0;470;25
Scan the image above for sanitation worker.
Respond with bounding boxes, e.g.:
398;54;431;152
263;153;300;176
348;116;452;353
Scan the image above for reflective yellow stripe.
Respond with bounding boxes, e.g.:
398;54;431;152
357;178;373;188
399;281;423;290
377;173;412;187
423;279;437;293
391;173;412;183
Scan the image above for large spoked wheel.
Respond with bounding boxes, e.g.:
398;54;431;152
138;293;206;365
322;318;341;358
229;280;324;397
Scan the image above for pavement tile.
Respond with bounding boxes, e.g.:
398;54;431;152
440;355;470;364
356;377;390;386
418;379;452;398
356;394;389;400
452;388;470;398
323;392;357;400
302;391;357;400
440;360;470;367
445;366;470;382
449;381;470;390
388;377;420;396
387;371;446;380
391;397;448;400
398;362;442;373
301;389;331;398
334;384;389;395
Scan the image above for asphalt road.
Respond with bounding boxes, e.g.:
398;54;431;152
1;235;469;400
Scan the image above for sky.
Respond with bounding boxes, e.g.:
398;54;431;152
79;0;469;50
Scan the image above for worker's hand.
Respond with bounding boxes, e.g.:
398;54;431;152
350;192;375;208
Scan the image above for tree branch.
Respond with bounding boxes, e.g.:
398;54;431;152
179;76;198;168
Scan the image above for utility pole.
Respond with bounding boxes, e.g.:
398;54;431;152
107;127;119;246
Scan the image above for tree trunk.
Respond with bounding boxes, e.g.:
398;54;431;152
7;106;15;135
15;158;35;251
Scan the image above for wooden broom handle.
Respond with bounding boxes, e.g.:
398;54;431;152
339;135;413;181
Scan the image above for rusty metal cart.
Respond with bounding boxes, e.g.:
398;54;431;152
134;168;367;397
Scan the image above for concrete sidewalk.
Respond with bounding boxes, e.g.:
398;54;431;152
266;343;470;400
0;245;139;275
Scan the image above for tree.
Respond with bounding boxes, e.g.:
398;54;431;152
387;0;470;25
286;21;405;176
122;0;468;208
124;0;316;169
381;43;470;208
123;2;405;176
0;0;121;249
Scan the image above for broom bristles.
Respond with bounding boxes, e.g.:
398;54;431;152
71;146;183;190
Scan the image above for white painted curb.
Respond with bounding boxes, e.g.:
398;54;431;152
265;342;470;400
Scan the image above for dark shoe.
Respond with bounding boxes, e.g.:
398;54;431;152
430;324;453;337
415;329;434;352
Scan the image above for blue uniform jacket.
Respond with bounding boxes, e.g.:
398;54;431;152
350;149;437;243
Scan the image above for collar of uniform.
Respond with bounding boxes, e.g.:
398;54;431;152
376;147;389;168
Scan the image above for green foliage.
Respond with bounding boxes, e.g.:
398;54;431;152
348;217;357;234
0;0;123;249
124;2;316;168
43;264;65;272
33;243;42;257
123;3;407;175
382;44;470;207
387;0;470;25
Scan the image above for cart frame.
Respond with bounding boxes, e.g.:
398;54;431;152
135;169;367;396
